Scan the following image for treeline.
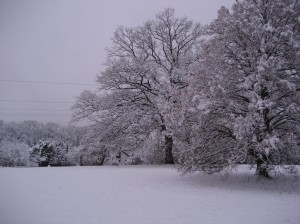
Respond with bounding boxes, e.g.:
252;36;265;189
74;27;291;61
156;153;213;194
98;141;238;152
0;121;108;167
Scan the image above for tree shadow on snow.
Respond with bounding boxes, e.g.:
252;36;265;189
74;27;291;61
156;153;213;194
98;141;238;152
177;165;300;195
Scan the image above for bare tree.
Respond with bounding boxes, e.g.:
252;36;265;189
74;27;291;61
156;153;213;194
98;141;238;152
73;8;203;164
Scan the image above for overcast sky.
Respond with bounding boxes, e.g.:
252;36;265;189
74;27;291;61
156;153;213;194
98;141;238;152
0;0;235;125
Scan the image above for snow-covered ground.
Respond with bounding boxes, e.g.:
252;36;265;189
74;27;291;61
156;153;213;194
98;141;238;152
0;165;299;224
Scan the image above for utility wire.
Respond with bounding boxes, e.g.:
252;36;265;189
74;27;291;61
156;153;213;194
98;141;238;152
0;114;71;117
0;79;97;86
0;107;71;112
2;120;91;125
0;99;74;104
0;112;71;116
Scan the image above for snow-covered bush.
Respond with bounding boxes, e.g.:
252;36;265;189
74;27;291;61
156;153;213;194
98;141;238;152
30;140;68;167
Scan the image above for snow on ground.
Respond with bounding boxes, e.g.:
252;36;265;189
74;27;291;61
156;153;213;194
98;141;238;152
0;165;299;224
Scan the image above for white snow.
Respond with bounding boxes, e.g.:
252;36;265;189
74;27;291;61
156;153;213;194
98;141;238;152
0;165;299;224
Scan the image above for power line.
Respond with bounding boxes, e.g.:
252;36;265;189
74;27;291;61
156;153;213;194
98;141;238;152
0;99;74;104
0;112;71;116
0;107;72;112
0;79;97;86
0;114;71;117
2;120;91;125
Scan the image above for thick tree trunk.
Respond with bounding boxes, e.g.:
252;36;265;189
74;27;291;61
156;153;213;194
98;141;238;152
248;148;270;178
164;135;175;164
99;155;106;166
160;114;175;164
255;157;270;178
98;149;107;166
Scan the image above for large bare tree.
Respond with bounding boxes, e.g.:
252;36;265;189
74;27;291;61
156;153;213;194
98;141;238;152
73;8;203;163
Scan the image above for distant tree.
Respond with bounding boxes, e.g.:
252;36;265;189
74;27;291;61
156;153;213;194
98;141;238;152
0;141;30;167
0;120;4;142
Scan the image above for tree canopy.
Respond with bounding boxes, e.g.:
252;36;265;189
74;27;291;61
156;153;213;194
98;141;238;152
73;1;300;177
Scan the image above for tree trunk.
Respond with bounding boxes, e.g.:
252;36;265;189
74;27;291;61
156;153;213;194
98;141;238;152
255;156;270;178
248;148;270;178
79;155;83;166
164;135;174;164
98;149;107;166
99;154;106;166
160;114;175;164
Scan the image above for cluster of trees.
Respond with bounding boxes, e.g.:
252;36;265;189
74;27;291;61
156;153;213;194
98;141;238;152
73;0;300;177
0;121;89;167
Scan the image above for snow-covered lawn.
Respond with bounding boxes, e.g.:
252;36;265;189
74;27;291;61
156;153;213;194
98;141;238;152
0;166;299;224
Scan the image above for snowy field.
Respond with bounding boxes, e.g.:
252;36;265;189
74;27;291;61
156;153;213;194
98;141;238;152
0;166;299;224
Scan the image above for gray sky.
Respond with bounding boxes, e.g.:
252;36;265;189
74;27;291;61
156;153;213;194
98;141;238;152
0;0;235;125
